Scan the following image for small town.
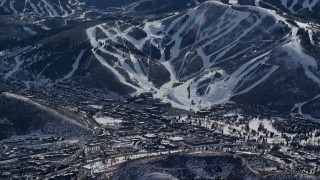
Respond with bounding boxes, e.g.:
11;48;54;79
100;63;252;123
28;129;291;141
0;85;320;179
0;0;320;179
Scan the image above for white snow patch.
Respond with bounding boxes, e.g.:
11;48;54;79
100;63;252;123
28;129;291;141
61;50;86;81
42;0;59;17
249;118;279;135
23;26;37;35
0;0;6;7
229;0;238;5
9;0;19;14
4;56;23;79
89;105;103;110
94;116;123;125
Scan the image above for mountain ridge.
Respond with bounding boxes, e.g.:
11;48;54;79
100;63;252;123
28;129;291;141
0;0;320;120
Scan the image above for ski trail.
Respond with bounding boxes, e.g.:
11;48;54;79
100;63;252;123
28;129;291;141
4;56;23;79
0;0;6;7
9;0;19;14
28;0;40;14
93;50;140;92
42;0;59;17
235;65;279;95
57;0;68;17
61;50;86;81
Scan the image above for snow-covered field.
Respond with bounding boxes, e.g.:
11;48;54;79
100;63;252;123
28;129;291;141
94;116;123;125
179;114;316;145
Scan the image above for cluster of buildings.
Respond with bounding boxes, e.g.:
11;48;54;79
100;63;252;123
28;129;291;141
1;86;320;178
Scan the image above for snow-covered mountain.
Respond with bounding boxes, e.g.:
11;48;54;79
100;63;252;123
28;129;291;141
84;1;320;112
0;0;199;17
0;0;83;17
239;0;320;19
1;0;320;118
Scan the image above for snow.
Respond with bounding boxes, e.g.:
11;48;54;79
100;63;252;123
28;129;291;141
249;118;279;135
145;134;156;138
89;105;103;110
83;150;182;173
86;27;98;47
27;0;40;14
144;21;165;37
166;7;197;59
191;5;252;68
0;0;77;17
61;50;86;81
129;54;154;91
293;93;320;122
0;158;18;164
94;116;123;125
42;0;59;17
0;92;91;137
283;38;317;68
1;0;79;17
254;0;260;7
0;51;5;56
0;0;6;7
93;51;140;92
229;0;238;5
235;65;279;95
304;0;320;11
281;23;320;87
169;136;184;141
9;0;18;14
86;26;144;93
23;26;37;35
57;0;69;17
170;79;193;107
281;0;288;10
4;56;23;79
144;14;218;109
81;0;320;113
153;60;188;109
288;0;298;12
281;0;319;12
198;52;270;106
82;2;266;110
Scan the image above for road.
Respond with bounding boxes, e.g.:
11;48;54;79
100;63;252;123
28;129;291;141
78;169;89;180
238;156;260;175
62;140;85;164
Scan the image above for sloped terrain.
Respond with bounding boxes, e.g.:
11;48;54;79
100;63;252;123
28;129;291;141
83;1;320;113
0;0;82;17
0;0;199;17
0;92;92;140
114;155;256;179
1;1;320;178
1;0;320;119
113;154;315;179
253;0;320;19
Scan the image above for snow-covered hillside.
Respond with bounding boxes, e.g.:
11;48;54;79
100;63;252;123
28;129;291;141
0;0;197;17
0;92;92;139
85;1;320;112
243;0;320;19
1;0;320;117
278;0;320;13
0;0;83;17
113;154;311;179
